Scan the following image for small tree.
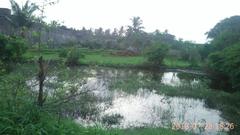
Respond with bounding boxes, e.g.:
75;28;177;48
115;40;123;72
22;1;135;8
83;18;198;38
145;43;168;66
65;48;85;66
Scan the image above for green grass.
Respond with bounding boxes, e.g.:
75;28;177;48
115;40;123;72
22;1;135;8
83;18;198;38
81;53;146;66
163;58;191;68
24;48;201;69
24;49;59;60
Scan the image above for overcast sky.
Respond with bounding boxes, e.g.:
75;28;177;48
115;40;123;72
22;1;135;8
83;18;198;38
1;0;240;43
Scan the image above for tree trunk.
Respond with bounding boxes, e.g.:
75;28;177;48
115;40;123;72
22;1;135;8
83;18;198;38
38;56;45;106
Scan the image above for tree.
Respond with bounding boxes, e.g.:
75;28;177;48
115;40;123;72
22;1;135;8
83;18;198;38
206;16;240;91
118;26;125;37
112;28;118;37
151;29;176;47
128;16;144;33
208;43;240;91
206;16;240;50
125;16;149;52
145;43;169;66
9;0;39;37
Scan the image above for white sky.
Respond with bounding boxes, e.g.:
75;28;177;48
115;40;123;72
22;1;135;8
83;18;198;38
1;0;240;43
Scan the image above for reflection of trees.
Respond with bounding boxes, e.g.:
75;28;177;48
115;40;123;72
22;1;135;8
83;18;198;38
177;72;196;81
177;72;203;86
170;73;177;83
149;71;164;81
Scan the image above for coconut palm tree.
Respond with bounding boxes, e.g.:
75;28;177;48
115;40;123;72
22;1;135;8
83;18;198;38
128;16;144;33
9;0;38;37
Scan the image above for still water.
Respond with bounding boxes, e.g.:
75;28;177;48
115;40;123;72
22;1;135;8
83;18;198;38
27;67;228;135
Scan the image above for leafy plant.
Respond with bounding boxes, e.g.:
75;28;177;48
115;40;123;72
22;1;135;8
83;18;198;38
207;16;240;50
65;48;84;66
145;43;169;66
208;43;240;91
59;48;68;58
0;34;27;62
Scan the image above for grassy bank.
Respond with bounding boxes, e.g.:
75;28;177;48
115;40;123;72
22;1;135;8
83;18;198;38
23;48;201;69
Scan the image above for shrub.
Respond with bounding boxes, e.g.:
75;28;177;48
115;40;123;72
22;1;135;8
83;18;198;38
0;34;27;62
65;48;84;66
59;49;68;58
145;43;168;66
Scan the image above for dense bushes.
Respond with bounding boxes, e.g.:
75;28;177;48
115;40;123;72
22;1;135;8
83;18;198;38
206;16;240;91
0;69;108;135
208;43;240;91
145;43;168;66
59;48;68;58
58;48;85;66
66;48;84;66
0;34;27;62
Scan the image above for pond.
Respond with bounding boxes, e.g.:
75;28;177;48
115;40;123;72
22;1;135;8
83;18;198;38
26;67;228;135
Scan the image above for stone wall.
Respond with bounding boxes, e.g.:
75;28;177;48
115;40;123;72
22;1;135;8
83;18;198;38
0;8;82;46
0;8;13;35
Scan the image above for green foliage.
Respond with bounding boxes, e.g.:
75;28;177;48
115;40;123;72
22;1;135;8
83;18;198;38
208;43;240;90
207;16;240;50
0;65;192;135
65;48;84;66
0;35;27;62
0;60;6;75
10;0;38;28
24;48;200;68
207;16;240;39
145;43;169;66
0;78;104;135
188;50;201;67
58;48;68;58
206;16;240;91
199;44;214;60
128;16;144;33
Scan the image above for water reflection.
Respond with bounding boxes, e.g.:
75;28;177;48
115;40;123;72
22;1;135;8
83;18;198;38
161;72;180;86
97;89;227;134
26;67;226;135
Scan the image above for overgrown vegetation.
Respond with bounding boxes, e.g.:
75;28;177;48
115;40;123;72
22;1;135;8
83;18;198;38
65;48;85;66
145;43;169;67
0;0;239;134
207;16;240;91
0;65;191;135
0;34;27;63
